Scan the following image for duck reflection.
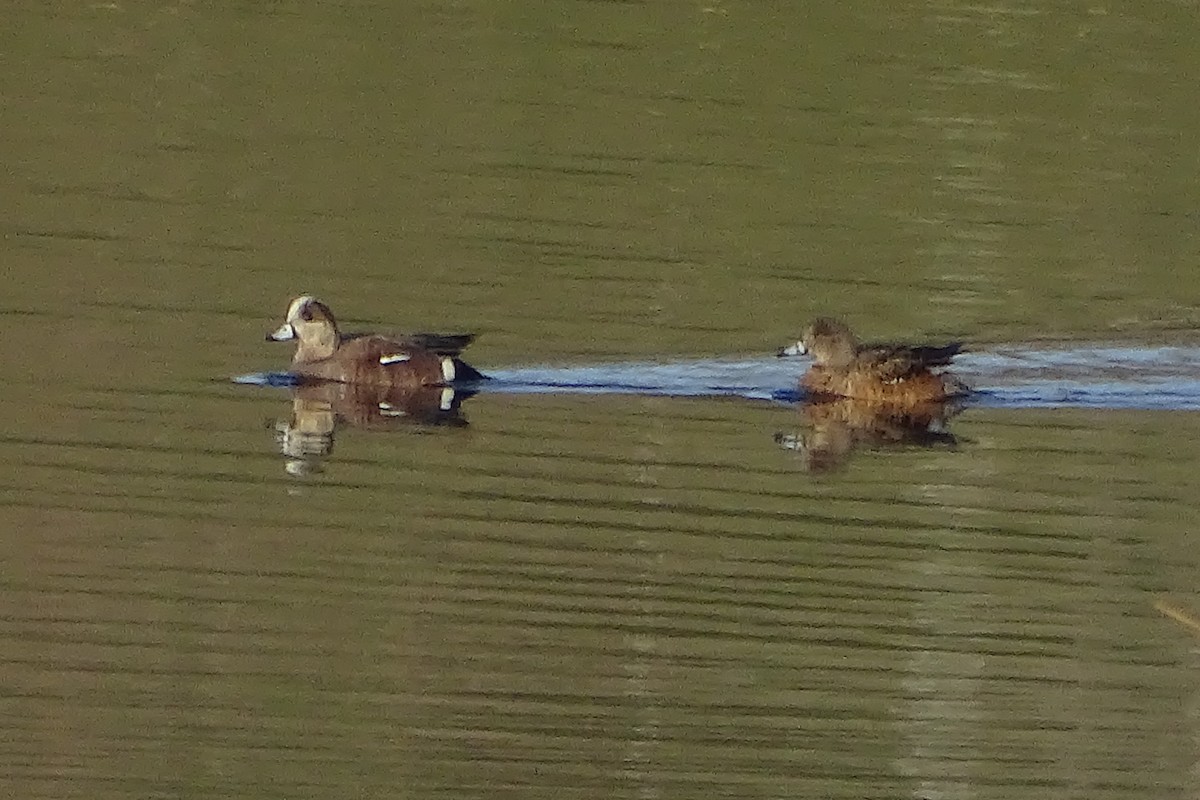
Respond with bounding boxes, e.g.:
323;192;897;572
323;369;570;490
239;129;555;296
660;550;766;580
775;397;962;472
273;380;474;476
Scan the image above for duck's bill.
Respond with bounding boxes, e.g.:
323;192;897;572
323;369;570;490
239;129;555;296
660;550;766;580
266;323;296;342
777;341;807;357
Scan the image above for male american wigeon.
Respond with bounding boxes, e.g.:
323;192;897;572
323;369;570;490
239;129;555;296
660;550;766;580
778;317;967;402
266;295;486;387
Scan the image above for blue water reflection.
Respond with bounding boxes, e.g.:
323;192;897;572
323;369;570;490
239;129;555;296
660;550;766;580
238;345;1200;410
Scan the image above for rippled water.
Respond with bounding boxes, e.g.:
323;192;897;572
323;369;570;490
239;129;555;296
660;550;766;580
486;344;1200;408
5;1;1200;798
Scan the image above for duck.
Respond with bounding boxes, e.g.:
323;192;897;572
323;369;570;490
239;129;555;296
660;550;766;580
778;317;967;402
266;295;486;387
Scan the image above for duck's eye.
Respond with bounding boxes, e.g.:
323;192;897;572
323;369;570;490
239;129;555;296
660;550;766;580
299;306;315;322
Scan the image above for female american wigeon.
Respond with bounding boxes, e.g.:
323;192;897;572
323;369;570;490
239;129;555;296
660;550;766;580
778;317;967;402
266;295;486;387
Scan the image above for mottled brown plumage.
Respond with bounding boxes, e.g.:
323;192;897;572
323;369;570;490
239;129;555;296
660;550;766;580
266;296;485;388
779;317;967;402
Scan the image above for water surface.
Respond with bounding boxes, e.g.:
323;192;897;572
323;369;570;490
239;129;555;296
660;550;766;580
4;1;1200;798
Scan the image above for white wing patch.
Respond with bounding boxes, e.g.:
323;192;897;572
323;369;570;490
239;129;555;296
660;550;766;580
378;402;407;417
440;357;456;382
379;353;412;365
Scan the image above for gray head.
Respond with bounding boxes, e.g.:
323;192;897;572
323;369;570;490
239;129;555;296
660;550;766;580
777;318;859;367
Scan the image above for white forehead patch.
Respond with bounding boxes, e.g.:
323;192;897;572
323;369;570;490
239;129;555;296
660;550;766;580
286;295;317;322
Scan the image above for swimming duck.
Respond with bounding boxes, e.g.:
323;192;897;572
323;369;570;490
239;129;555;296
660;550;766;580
778;317;967;402
266;295;485;388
